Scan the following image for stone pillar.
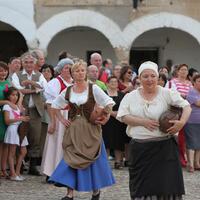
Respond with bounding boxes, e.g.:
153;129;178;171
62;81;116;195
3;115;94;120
27;38;47;56
114;47;130;65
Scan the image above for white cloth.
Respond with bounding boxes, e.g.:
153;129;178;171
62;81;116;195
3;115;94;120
41;110;68;176
3;105;28;146
41;76;71;176
138;61;159;76
52;84;115;109
44;76;72;104
117;86;189;139
11;69;47;107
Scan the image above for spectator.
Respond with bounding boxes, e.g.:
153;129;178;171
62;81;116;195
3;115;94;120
90;53;108;83
87;65;107;91
112;65;122;80
0;61;11;178
184;74;200;172
165;64;193;167
102;76;126;169
31;49;45;71
11;52;47;176
158;73;167;87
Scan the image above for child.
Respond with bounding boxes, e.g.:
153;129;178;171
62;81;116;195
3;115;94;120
3;87;29;181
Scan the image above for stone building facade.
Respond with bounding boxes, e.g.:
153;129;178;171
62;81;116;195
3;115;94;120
1;0;200;69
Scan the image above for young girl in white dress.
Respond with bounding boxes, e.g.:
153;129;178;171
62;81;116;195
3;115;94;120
3;87;29;181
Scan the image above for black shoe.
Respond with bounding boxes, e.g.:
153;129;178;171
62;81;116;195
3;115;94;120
91;192;100;200
124;160;129;167
28;167;41;176
114;162;123;170
61;196;73;200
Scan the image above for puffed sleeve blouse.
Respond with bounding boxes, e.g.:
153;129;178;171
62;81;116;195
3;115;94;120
117;86;189;139
52;84;115;109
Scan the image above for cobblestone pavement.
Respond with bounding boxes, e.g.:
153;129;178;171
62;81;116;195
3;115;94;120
0;165;200;200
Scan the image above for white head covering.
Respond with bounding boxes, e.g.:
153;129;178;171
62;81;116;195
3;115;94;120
138;61;159;76
54;58;74;73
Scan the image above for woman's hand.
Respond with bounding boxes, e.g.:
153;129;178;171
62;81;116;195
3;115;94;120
20;116;30;122
95;114;110;125
167;120;184;134
60;118;71;128
48;122;56;134
143;119;159;131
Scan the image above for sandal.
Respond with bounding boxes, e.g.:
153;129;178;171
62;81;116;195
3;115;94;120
1;170;9;179
187;165;194;173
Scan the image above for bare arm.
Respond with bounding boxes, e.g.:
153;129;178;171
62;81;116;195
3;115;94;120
51;107;71;128
21;80;42;89
19;88;36;94
47;104;56;134
4;111;29;125
194;100;200;107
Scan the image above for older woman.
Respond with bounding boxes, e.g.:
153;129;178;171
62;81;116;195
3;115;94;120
49;60;115;200
184;74;200;172
118;65;134;93
41;58;73;181
117;61;191;200
166;64;192;167
102;76;126;169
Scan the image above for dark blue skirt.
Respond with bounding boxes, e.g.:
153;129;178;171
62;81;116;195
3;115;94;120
50;142;115;191
184;123;200;150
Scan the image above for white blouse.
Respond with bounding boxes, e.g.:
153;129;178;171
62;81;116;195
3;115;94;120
117;86;189;139
52;84;115;109
44;76;72;104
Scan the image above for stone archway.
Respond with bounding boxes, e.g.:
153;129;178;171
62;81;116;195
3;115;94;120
123;12;200;51
0;6;37;49
37;9;125;54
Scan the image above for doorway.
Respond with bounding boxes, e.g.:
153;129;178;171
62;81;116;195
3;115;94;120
129;47;159;73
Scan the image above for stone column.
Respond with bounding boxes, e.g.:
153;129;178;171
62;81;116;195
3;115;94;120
27;38;47;56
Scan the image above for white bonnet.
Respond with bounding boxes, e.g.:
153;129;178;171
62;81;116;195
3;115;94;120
54;58;74;73
138;61;159;76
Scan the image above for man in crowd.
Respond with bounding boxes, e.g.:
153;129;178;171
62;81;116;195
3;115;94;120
31;49;45;71
90;52;108;83
11;52;47;175
87;65;107;91
8;57;21;81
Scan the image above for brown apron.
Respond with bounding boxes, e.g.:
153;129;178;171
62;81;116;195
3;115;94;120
63;83;102;169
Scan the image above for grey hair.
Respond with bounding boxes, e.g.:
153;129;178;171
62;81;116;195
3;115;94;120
21;52;37;64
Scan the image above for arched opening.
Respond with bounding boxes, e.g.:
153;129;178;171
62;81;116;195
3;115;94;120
0;21;28;62
129;28;200;72
47;26;117;66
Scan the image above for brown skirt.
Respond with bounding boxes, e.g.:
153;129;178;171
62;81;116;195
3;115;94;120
62;116;102;169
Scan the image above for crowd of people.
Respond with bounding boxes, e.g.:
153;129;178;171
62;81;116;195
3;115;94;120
0;49;199;200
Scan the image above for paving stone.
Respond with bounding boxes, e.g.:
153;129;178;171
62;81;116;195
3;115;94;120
0;167;199;200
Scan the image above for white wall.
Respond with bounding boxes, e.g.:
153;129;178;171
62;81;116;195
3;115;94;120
132;28;200;70
0;0;34;20
47;27;117;66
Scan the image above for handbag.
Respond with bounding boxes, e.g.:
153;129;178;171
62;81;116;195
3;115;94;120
159;105;183;133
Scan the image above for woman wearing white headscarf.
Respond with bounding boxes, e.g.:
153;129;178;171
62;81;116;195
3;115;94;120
117;61;191;200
